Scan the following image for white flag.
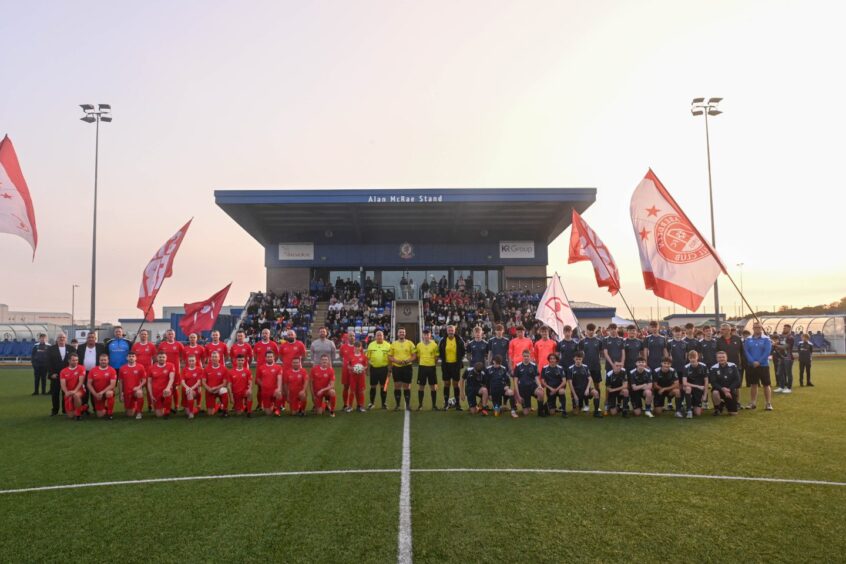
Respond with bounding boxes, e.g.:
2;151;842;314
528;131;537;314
536;273;579;338
0;135;38;258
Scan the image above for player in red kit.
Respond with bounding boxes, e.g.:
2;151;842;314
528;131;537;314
132;329;157;412
256;351;283;416
253;328;278;407
229;355;254;416
181;354;204;419
338;332;355;411
205;330;229;367
229;330;253;367
310;353;337;417
279;329;306;370
183;333;206;367
345;340;368;412
285;356;308;416
87;353;118;419
60;353;87;420
119;351;147;419
147;352;176;418
533;327;557;371
157;329;185;410
203;351;230;416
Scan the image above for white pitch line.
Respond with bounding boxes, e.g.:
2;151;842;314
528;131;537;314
397;409;413;564
0;469;399;495
411;468;846;487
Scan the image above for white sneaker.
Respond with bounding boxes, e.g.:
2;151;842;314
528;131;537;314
135;413;142;420
765;403;774;411
644;410;654;418
782;388;792;394
581;404;590;412
686;410;693;419
773;387;783;393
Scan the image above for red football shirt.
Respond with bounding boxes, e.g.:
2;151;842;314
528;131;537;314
229;342;253;366
205;341;228;365
533;339;557;371
257;363;282;390
88;366;117;392
203;364;229;388
285;367;308;390
339;343;354;369
157;341;185;376
279;340;306;368
347;352;368;371
181;366;204;389
253;340;279;363
148;362;176;392
508;337;535;368
182;344;206;367
131;342;157;368
119;364;146;392
310;365;334;390
60;365;86;390
229;366;252;395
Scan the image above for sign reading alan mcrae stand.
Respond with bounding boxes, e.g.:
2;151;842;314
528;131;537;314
278;243;314;261
499;240;535;259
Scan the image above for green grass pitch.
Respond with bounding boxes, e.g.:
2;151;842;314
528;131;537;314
1;360;844;563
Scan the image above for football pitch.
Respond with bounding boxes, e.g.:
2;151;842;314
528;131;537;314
1;361;845;563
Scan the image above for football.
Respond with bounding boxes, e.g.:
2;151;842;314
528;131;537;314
218;387;228;395
447;397;456;407
352;363;365;374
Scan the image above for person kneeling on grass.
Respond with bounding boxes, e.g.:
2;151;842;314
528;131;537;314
461;361;490;415
229;354;254;417
286;357;309;417
147;352;176;418
88;353;117;420
181;354;203;419
487;355;518;418
652;357;682;418
710;351;741;416
256;351;283;416
203;351;230;417
605;361;630;417
568;352;601;418
119;351;147;420
682;350;709;419
541;353;568;417
627;357;654;417
60;353;87;420
311;354;337;417
514;350;545;417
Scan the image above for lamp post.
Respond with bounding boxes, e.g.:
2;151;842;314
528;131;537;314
691;97;722;328
71;284;79;339
79;104;112;333
736;263;745;318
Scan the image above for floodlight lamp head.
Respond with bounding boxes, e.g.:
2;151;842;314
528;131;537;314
80;116;96;123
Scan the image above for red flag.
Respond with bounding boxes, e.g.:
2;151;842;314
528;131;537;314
568;209;620;295
137;219;192;320
179;283;231;335
0;135;38;258
630;169;727;311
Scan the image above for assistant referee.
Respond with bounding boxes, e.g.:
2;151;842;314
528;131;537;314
366;331;392;410
389;328;416;410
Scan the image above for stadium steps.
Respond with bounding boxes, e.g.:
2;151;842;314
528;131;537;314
309;300;329;336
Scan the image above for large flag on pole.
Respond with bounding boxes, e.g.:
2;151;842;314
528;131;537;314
179;283;231;335
630;169;727;311
568;209;620;295
137;219;192;321
0;135;38;258
536;273;579;338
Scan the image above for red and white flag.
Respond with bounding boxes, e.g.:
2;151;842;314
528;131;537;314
137;219;192;320
630;169;727;311
179;283;231;335
568;209;620;295
536;273;579;338
0;135;38;258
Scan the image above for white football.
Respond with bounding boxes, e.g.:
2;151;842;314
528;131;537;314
353;363;365;374
218;387;228;395
448;397;456;407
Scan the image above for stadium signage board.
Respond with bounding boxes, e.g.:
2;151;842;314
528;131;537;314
367;194;444;203
278;242;314;260
499;240;535;258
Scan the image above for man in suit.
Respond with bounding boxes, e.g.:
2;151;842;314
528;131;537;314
47;333;73;415
31;333;50;396
77;331;107;413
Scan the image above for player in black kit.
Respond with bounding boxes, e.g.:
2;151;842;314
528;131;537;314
682;350;709;418
541;353;568;417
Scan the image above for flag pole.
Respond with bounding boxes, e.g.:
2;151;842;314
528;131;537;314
555;272;582;338
720;272;761;325
133;302;156;344
616;291;640;332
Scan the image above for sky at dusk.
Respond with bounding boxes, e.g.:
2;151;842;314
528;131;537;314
1;0;843;323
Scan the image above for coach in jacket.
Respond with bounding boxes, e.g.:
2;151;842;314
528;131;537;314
47;333;74;415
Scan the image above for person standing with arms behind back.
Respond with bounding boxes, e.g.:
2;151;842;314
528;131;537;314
31;333;49;396
743;322;774;411
439;325;466;410
797;333;814;387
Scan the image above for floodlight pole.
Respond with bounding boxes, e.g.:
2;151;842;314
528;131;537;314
71;284;79;339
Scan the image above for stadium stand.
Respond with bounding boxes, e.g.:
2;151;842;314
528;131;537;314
239;291;315;344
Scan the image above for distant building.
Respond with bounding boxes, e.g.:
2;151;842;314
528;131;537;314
663;313;727;328
0;303;76;326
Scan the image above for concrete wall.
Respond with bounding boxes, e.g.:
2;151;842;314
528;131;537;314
502;265;548;292
267;267;311;294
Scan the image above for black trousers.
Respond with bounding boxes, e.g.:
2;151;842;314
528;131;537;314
799;360;811;384
33;366;48;394
49;375;64;414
